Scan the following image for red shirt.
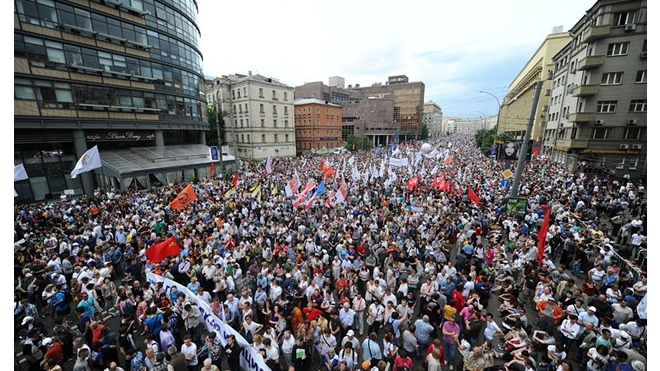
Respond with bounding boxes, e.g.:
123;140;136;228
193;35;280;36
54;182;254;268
393;355;413;371
425;344;446;364
451;289;464;311
45;342;63;364
303;306;322;322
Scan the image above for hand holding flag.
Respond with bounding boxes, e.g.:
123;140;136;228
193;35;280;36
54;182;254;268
170;183;197;209
146;236;182;263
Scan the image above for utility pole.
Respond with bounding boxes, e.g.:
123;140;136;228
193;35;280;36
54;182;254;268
214;98;225;175
510;81;543;198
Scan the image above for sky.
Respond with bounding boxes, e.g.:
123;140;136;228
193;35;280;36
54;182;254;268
196;0;598;118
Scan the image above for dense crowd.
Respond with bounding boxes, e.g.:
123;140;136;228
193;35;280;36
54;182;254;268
14;134;648;371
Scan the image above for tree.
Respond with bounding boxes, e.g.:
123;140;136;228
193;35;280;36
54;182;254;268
206;102;226;146
475;127;497;156
345;135;372;152
420;124;430;140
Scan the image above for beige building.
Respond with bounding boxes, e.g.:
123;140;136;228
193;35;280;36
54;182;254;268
422;101;443;138
206;72;296;160
543;0;647;179
499;31;572;142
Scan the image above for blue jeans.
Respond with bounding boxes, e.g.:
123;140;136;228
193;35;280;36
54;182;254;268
444;342;457;366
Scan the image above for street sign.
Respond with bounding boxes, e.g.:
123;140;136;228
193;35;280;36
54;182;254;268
209;146;219;161
502;169;513;179
491;143;497;150
490;149;497;156
500;179;511;188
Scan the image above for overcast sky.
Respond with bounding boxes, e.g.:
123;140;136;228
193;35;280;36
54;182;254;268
197;0;597;118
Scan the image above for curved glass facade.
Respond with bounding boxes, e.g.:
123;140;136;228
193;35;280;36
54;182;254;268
14;0;208;203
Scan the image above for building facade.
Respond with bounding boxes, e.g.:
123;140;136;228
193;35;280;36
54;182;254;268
499;31;572;142
206;72;296;160
422;101;443;138
354;75;425;141
543;0;647;180
293;99;343;155
14;0;209;203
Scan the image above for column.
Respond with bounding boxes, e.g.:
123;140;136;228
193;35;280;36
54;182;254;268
155;130;164;147
199;130;206;145
72;129;95;196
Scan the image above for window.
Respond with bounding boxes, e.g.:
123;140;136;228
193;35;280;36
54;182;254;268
597;101;617;113
240;119;243;128
241;134;244;143
274;134;278;143
33;80;73;109
601;72;623;85
607;42;629;56
283;92;288;101
259;88;264;98
629;100;647;112
243;87;247;97
232;104;236;114
273;105;277;114
284;106;288;115
261;119;265;128
234;120;237;128
262;134;266;143
614;11;636;26
272;90;277;99
244;103;248;113
246;134;250;143
259;104;264;113
636;70;647;83
245;119;249;127
591;128;609;139
237;89;241;98
625;128;645;140
273;119;277;128
285;134;289;143
14;79;35;100
284;120;289;128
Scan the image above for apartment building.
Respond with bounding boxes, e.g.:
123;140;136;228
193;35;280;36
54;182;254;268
293;99;343;155
543;0;647;179
206;72;296;160
14;0;208;202
499;31;572;142
423;101;444;138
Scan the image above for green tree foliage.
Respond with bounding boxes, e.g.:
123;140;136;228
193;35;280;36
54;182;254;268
344;135;372;152
206;103;226;146
475;127;497;155
420;124;429;140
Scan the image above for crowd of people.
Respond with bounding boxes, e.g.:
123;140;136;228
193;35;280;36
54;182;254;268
13;134;648;371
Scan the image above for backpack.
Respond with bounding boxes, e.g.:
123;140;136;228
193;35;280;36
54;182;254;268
383;318;395;335
63;290;73;304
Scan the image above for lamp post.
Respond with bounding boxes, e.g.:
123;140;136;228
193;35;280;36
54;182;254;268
479;90;501;138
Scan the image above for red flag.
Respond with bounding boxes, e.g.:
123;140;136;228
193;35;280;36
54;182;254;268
210;162;215;175
444;180;452;193
231;173;239;187
169;183;197;209
406;175;419;190
467;187;481;206
146;236;181;263
320;161;329;172
537;204;551;266
437;173;446;190
325;166;334;179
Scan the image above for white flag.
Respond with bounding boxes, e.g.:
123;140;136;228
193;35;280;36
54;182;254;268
71;145;102;179
14;164;29;181
348;155;355;166
431;165;438;175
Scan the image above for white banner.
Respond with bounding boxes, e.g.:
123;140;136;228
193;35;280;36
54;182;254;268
147;273;271;371
389;157;409;167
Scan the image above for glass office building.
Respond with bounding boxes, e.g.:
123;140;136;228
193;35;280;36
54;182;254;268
14;0;209;203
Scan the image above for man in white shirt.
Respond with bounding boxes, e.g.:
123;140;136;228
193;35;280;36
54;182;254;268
559;315;581;351
352;293;367;336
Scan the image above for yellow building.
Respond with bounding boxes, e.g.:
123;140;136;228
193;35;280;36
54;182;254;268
499;32;572;142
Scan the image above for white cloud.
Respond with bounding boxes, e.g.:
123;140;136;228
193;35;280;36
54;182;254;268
197;0;596;115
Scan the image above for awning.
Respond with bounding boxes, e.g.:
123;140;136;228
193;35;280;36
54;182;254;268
98;144;235;178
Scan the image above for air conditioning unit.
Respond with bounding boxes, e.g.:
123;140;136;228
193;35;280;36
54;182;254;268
640;51;647;59
619;144;630;149
632;144;642;149
625;23;637;31
627;119;638;125
628;167;637;171
594;119;604;125
616;164;625;169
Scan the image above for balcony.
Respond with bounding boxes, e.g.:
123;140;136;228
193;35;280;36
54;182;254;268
566;139;589;148
572;84;599;97
568;112;595;123
577;55;605;70
582;24;611;43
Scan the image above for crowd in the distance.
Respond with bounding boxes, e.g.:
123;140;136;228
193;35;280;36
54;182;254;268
14;134;647;371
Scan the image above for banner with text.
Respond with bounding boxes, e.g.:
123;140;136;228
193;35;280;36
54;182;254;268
147;273;270;371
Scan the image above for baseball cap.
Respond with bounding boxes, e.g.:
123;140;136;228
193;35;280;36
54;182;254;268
347;330;355;336
588;306;597;313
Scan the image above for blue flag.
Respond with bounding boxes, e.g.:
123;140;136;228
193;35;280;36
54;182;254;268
314;179;326;197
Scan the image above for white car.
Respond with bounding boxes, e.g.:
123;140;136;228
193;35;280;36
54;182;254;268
333;147;347;154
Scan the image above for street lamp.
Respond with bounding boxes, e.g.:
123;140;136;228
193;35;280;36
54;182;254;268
479;90;501;139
